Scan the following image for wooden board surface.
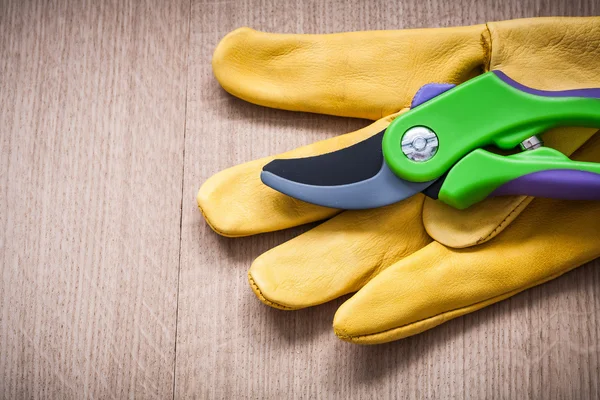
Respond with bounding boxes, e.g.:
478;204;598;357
2;0;600;399
0;0;189;398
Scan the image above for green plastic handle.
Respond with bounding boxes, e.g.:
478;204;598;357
382;71;600;183
438;147;600;209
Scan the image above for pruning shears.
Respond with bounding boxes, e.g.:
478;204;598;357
260;71;600;210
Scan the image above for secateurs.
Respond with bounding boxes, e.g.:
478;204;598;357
260;71;600;210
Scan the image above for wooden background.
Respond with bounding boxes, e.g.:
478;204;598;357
1;0;599;398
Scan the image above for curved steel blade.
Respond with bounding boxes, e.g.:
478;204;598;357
261;131;436;209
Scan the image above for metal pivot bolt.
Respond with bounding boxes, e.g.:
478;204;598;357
519;135;544;151
401;126;439;162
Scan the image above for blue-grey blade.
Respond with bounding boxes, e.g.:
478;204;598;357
261;160;436;210
263;130;386;187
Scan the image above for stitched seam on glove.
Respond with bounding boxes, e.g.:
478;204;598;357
483;23;492;72
198;201;240;238
476;196;531;245
248;272;295;310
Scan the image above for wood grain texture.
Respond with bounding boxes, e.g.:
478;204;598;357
0;0;189;398
177;0;600;399
2;0;600;399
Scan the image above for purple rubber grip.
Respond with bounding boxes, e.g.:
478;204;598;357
411;83;455;108
493;70;600;99
492;169;600;200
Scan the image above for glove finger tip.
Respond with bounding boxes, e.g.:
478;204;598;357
332;300;371;344
197;164;277;237
247;267;297;311
212;27;268;104
332;320;356;344
197;181;239;237
332;311;406;345
212;27;256;69
332;281;418;345
332;298;373;343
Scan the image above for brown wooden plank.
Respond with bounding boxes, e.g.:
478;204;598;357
0;1;189;398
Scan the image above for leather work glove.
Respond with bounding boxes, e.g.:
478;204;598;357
198;17;600;344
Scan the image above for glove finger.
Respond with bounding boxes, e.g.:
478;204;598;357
213;25;487;120
198;112;401;237
248;195;432;310
333;195;600;344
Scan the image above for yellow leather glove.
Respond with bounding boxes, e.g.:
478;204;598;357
199;17;600;344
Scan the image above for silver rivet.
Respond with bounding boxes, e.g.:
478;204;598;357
519;135;544;151
401;126;439;162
